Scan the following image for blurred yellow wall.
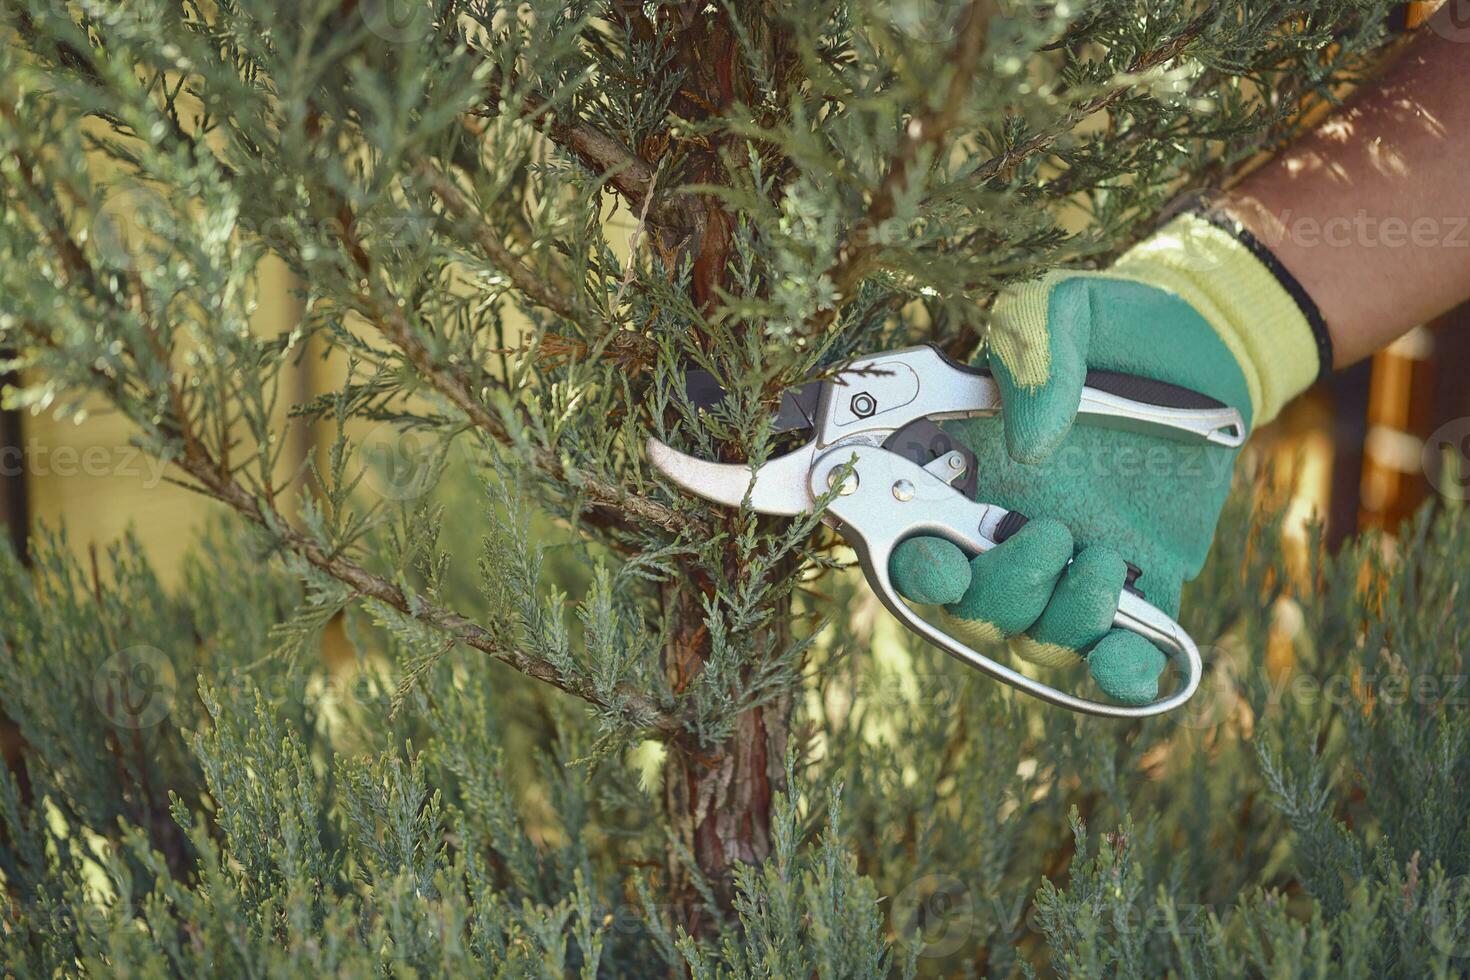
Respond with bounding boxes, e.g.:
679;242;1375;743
22;255;305;585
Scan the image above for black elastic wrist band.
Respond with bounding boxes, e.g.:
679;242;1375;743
1186;205;1335;381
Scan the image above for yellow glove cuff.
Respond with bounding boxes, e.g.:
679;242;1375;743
1113;213;1322;426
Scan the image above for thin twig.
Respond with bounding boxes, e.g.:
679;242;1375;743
473;90;698;230
422;162;664;369
614;155;666;311
329;170;698;536
368;293;702;538
172;444;678;733
420;163;586;326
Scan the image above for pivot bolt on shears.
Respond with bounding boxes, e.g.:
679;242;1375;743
647;345;1245;718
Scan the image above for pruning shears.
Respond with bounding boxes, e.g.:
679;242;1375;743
646;345;1245;718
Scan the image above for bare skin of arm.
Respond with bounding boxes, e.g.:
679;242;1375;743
1220;5;1470;368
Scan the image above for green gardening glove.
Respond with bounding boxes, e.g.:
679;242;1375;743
891;213;1328;705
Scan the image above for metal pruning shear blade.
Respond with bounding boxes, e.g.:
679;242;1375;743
648;345;1245;718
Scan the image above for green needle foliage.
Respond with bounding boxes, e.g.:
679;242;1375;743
5;1;1465;976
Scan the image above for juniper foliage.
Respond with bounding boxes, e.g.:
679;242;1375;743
4;0;1462;976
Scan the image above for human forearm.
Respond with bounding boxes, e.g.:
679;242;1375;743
1221;8;1470;368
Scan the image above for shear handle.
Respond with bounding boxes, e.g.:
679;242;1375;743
917;346;1245;448
811;444;1203;718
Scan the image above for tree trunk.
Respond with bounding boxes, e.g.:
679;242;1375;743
660;583;792;935
651;6;800;936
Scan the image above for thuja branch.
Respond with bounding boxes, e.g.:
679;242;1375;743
173;445;678;733
418;163;585;325
77;308;681;729
2;163;681;733
363;285;701;539
470;89;698;232
420;163;661;369
954;4;1219;195
812;0;991;329
816;2;1217;329
523;95;697;231
12;6;689;539
329;174;700;539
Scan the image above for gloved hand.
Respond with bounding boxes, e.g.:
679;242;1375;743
891;212;1328;704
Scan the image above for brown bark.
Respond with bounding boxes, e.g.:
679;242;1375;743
660;581;792;934
649;5;798;934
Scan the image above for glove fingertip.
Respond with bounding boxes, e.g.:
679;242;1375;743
991;346;1084;464
978;516;1072;584
1024;545;1126;659
990;275;1092;464
890;536;970;605
1088;631;1168;706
